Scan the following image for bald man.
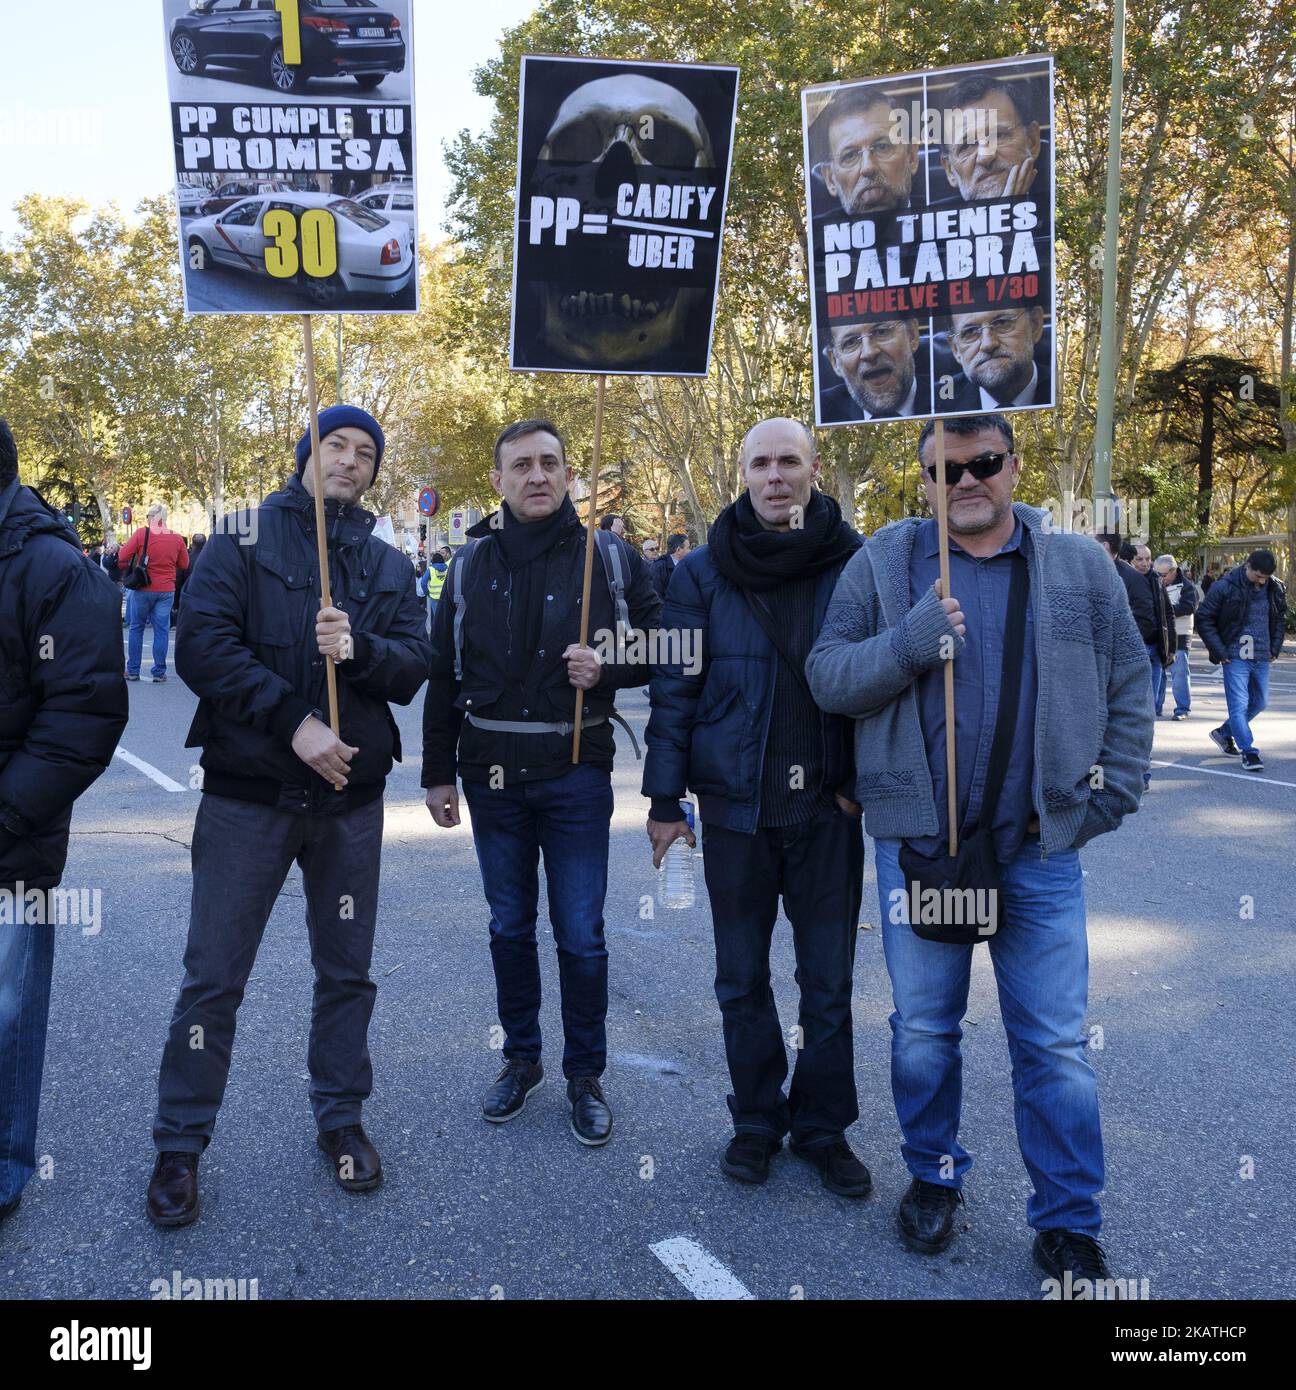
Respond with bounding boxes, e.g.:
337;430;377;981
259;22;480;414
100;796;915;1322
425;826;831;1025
643;419;869;1196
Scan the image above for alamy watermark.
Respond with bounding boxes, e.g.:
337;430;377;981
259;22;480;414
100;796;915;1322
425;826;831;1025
0;883;102;936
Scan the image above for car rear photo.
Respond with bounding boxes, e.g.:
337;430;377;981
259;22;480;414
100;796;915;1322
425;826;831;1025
170;0;406;94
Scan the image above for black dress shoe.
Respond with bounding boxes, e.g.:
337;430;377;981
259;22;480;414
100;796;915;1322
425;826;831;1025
721;1133;781;1184
317;1124;382;1192
791;1139;873;1198
897;1176;963;1254
567;1076;613;1146
147;1151;200;1228
0;1195;21;1224
482;1059;544;1123
1033;1229;1120;1296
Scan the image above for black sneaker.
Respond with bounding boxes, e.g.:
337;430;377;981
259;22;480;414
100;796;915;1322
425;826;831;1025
897;1176;964;1254
567;1076;613;1146
481;1059;543;1123
1033;1229;1121;1297
1241;750;1264;772
125;672;140;682
721;1133;781;1184
1209;725;1240;757
1172;712;1188;721
791;1139;873;1198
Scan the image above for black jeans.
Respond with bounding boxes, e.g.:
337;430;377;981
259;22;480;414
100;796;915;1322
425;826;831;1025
702;806;864;1148
153;793;383;1152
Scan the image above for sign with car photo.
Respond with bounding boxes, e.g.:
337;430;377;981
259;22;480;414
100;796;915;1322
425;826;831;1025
162;0;419;315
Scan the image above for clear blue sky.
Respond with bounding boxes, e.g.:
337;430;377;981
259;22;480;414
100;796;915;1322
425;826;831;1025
0;0;537;238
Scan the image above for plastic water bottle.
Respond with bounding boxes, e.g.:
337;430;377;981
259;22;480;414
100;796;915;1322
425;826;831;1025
659;804;696;910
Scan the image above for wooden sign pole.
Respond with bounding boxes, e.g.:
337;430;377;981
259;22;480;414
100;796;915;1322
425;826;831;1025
571;372;608;763
931;418;958;857
301;313;341;741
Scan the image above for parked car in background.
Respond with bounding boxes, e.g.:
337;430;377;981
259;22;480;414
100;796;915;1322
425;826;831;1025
186;191;414;306
170;0;406;94
176;184;209;217
200;180;292;217
354;184;416;248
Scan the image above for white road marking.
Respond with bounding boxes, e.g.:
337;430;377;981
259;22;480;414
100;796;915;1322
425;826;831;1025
1150;758;1296;790
650;1237;755;1300
114;748;188;793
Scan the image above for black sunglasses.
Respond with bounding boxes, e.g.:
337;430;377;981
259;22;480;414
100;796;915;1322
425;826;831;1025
924;451;1011;486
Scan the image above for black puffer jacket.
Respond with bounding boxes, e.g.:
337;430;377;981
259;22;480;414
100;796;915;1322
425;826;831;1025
1195;566;1287;664
177;477;431;814
0;480;128;889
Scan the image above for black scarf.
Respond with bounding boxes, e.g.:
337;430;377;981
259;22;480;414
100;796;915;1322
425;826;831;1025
492;495;578;684
494;495;578;571
708;489;859;592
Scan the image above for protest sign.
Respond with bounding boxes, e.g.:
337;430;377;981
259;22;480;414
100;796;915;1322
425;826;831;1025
510;55;740;376
802;55;1055;427
162;0;419;315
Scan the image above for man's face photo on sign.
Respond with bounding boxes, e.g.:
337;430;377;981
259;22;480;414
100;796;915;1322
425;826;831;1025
816;87;920;216
935;74;1042;203
510;56;739;376
823;317;924;420
942;305;1048;410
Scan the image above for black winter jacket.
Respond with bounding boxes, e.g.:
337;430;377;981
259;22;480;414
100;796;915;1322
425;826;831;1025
177;477;431;814
1195;566;1287;664
421;508;661;787
1114;557;1158;645
0;480;128;889
641;543;856;834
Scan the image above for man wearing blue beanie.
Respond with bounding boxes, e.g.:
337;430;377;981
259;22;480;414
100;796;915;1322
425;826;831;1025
147;405;430;1227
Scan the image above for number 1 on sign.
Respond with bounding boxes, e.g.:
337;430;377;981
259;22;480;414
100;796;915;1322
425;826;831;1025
275;0;301;65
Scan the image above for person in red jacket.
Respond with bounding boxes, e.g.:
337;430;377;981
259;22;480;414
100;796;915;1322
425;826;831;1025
117;504;189;682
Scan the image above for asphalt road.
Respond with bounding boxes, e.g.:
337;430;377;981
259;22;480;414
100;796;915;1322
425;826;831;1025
2;631;1293;1301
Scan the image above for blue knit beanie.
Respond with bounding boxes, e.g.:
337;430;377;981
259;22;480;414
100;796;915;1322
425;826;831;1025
295;405;385;480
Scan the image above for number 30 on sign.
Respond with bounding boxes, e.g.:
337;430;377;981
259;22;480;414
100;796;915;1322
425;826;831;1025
263;209;338;280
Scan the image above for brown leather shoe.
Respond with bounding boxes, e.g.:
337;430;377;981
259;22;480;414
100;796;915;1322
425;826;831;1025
317;1124;382;1192
147;1151;200;1228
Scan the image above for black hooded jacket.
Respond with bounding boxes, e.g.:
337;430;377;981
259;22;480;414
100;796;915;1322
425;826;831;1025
0;480;128;889
176;476;431;814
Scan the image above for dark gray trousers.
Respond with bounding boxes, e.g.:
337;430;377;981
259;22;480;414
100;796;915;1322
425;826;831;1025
153;793;383;1152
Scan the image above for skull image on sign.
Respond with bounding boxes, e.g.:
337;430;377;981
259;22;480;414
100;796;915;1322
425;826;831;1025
512;59;739;376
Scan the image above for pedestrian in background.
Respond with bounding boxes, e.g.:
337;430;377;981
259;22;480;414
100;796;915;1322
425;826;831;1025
1153;554;1199;720
1196;549;1287;772
118;504;189;683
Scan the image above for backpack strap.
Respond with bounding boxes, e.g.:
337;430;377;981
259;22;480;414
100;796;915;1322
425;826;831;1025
451;539;479;681
594;528;630;634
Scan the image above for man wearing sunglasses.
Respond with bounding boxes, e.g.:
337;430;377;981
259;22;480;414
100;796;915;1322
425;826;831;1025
807;413;1153;1290
942;307;1051;413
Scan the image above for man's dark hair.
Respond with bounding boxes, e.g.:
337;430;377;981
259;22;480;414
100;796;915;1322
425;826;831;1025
916;412;1013;465
1095;531;1123;557
0;417;17;488
493;418;566;470
823;85;909;147
1117;542;1138;563
667;532;688;556
598;514;622;531
939;73;1036;152
1247;549;1276;575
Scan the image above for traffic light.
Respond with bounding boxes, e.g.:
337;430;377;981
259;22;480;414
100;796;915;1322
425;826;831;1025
419;522;427;541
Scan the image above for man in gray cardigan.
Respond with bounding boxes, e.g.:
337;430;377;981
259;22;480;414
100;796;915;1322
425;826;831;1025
806;413;1153;1290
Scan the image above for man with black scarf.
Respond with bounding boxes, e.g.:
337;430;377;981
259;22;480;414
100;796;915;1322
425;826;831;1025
423;420;660;1146
643;418;869;1195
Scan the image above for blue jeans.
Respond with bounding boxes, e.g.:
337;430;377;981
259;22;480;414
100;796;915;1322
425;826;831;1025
874;836;1104;1232
463;764;613;1079
1146;642;1166;716
1168;647;1191;715
127;590;173;678
1222;659;1269;753
0;914;56;1207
